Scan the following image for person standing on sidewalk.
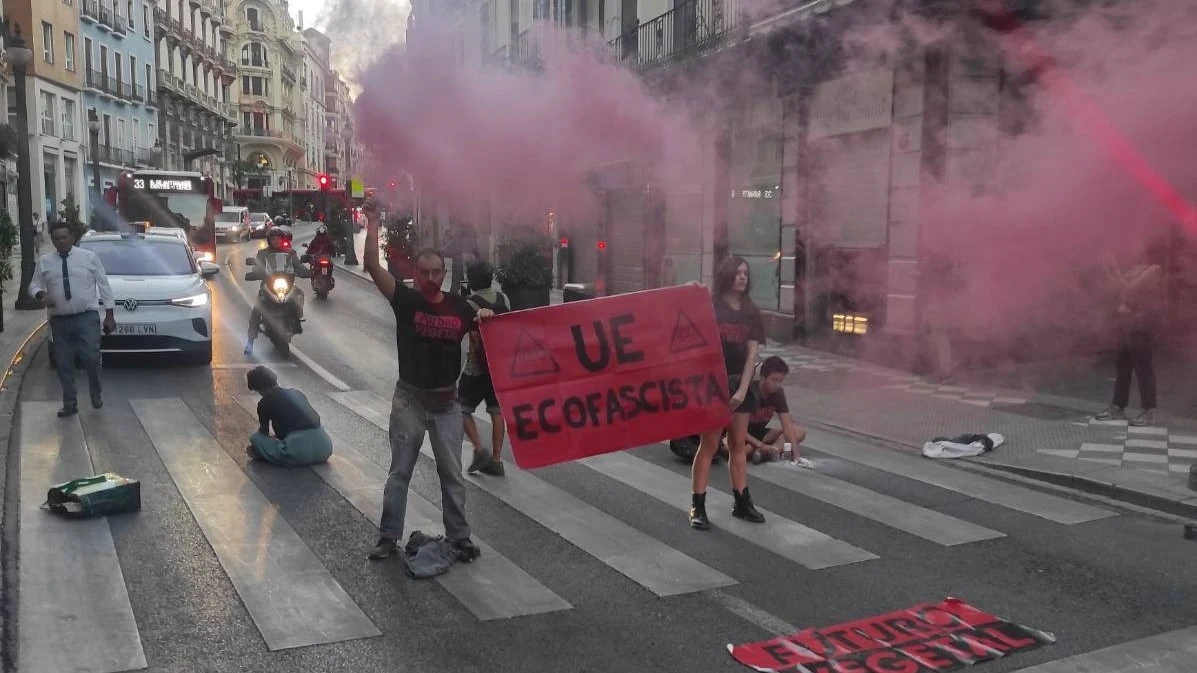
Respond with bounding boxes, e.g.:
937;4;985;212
359;198;496;563
29;221;115;417
459;260;510;477
1095;246;1162;427
690;256;766;529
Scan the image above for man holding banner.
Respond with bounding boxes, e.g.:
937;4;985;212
359;198;496;564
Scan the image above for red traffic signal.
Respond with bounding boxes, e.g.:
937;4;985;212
388;180;397;189
318;174;330;190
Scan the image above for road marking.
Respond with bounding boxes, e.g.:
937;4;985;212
233;394;572;620
1008;624;1197;672
753;461;1006;546
329;390;738;597
708;589;799;636
803;427;1117;525
581;452;878;570
211;362;299;370
18;401;147;673
131;397;380;649
222;253;351;391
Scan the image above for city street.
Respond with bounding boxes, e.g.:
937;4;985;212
5;223;1197;673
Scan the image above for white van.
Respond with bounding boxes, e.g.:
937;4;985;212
216;206;250;241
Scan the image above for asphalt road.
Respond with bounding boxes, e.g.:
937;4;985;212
7;222;1197;673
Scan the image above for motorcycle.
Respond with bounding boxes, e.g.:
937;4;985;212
301;245;335;300
244;252;307;357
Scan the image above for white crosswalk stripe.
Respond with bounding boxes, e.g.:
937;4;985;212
233;394;573;620
131;397;381;650
17;402;146;673
326;389;739;597
14;388;1132;671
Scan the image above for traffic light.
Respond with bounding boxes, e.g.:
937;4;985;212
388;180;397;189
318;174;330;190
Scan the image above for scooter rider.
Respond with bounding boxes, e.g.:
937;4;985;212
244;226;310;355
307;225;337;258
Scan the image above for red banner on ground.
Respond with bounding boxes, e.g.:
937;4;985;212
728;598;1054;673
479;285;730;469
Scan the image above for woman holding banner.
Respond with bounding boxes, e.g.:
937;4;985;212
689;256;767;529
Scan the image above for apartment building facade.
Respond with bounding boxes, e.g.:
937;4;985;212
322;71;353;186
153;0;239;197
228;0;304;195
79;0;160;204
6;0;86;221
299;26;327;187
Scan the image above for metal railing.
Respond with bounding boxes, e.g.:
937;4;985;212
97;145;135;167
607;0;741;69
133;83;145;102
280;63;296;82
146;89;158;106
239;127;271;137
82;0;101;22
154;6;168;27
119;81;133;99
86;69;105;91
110;10;128;34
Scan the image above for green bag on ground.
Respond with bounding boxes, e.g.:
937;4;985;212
43;473;141;518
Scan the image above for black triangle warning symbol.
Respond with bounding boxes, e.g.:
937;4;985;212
510;329;561;378
669;311;709;354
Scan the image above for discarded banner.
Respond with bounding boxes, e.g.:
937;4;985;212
479;284;730;469
728;598;1054;673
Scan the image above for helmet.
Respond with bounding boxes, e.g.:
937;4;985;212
266;226;286;241
278;225;293;239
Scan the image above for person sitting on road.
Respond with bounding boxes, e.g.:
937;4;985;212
459;260;511;477
307;225;337;258
745;356;814;468
244;226;310;354
246;366;333;466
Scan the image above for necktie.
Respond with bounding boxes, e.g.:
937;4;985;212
60;252;72;301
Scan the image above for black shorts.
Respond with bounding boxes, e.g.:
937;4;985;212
729;375;759;415
458;374;500;414
747;423;772;442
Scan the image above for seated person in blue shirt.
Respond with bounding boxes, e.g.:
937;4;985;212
246;366;333;466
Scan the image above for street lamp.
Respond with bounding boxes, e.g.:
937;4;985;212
88;108;103;230
10;25;42;311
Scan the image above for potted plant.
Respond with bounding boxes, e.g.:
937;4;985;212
496;230;554;310
0;209;16;304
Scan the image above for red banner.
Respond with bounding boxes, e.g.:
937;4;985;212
728;598;1054;673
479;285;731;469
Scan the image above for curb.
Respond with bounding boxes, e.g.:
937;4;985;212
0;319;47;673
799;415;1197;520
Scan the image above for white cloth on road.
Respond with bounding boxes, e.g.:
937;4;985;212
922;433;1005;459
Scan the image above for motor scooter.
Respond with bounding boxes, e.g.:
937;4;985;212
301;244;335;300
244;252;306;356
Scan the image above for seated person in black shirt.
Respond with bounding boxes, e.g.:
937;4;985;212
246;366;333;466
747;357;813;468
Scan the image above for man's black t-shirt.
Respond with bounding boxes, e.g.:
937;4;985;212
257;387;321;439
714;298;766;377
390;283;477;393
749;383;789;426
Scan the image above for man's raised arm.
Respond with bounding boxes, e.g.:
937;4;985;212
361;198;397;302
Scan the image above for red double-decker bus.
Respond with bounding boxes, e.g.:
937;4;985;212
107;169;221;262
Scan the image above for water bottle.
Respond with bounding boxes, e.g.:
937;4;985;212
783;442;793;462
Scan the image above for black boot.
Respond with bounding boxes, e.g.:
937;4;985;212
689;493;710;530
732;487;765;523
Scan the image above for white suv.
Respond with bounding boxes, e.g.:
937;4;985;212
52;232;221;365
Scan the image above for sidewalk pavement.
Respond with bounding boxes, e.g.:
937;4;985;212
756;340;1197;517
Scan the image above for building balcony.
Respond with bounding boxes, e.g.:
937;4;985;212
82;0;101;23
607;0;743;70
135;146;161;167
85;69;108;95
95;145;135;168
108;10;129;36
280;63;296;84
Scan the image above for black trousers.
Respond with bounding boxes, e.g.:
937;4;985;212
1112;329;1156;409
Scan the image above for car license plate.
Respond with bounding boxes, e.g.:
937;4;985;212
115;324;157;335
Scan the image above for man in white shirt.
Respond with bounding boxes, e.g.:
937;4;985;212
28;221;116;417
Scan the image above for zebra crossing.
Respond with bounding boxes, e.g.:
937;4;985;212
16;387;1121;673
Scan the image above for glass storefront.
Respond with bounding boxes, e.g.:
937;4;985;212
728;95;785;312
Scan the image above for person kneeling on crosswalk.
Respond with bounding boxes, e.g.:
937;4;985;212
246;366;333;467
746;357;813;468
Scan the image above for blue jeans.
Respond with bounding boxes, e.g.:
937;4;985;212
50;312;102;407
378;381;470;543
